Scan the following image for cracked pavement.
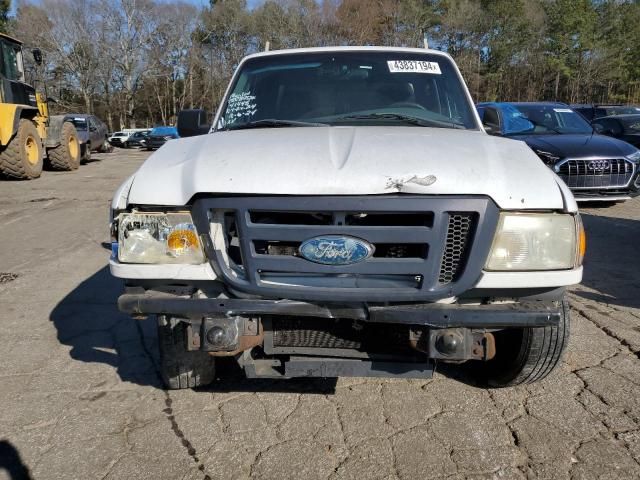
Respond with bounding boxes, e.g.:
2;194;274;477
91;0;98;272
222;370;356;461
1;150;640;479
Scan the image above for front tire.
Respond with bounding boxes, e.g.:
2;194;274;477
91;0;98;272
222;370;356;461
0;119;43;180
158;316;216;389
482;300;570;387
81;145;91;164
99;139;113;153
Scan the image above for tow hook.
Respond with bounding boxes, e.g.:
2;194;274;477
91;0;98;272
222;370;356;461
411;328;496;361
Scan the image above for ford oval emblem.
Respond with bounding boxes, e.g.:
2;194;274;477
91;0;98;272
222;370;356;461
299;235;374;265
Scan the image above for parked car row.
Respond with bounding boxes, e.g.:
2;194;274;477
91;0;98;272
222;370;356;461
107;126;179;151
476;101;640;203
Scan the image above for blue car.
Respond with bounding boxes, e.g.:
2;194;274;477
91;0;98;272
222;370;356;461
145;126;179;151
476;102;640;202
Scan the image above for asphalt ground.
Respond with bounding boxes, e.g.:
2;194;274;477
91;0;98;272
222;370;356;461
1;149;640;479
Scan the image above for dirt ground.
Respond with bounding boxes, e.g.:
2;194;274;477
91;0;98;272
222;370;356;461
1;149;640;479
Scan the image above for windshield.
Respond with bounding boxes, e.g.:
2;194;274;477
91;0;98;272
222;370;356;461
0;40;24;82
70;118;88;130
151;127;176;136
219;51;478;131
502;104;593;135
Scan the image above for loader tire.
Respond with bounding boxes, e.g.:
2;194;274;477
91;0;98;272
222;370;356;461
47;122;81;171
0;119;43;180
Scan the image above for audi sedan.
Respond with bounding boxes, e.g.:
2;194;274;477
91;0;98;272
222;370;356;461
477;102;640;202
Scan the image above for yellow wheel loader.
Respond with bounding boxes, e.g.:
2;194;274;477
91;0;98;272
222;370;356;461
0;33;81;180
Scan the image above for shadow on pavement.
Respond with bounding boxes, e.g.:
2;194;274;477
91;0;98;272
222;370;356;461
49;266;339;393
574;212;640;309
50;266;163;388
0;440;32;480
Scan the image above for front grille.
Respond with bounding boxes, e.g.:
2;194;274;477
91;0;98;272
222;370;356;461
192;196;499;302
556;158;634;189
439;213;476;284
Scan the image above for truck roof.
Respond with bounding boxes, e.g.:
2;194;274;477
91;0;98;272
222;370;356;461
242;46;454;62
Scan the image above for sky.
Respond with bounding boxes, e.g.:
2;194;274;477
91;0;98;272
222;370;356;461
11;0;268;15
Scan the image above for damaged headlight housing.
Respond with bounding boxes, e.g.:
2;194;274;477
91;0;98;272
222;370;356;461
486;213;585;271
116;212;205;264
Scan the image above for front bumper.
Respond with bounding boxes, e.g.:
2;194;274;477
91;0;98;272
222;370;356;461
573;189;639;202
146;139;167;149
118;292;561;328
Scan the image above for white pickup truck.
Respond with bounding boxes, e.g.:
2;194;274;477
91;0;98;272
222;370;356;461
110;47;584;389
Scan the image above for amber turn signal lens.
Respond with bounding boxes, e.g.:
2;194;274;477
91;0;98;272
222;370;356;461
167;228;199;256
576;215;586;267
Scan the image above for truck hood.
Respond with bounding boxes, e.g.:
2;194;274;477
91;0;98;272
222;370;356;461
127;126;569;210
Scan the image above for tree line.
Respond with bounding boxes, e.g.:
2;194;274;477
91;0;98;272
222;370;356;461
7;0;640;131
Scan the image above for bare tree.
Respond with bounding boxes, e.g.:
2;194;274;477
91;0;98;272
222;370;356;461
97;0;155;127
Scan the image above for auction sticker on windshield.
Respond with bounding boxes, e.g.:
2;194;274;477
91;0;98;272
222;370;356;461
387;60;441;74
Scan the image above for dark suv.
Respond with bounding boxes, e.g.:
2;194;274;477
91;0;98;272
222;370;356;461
592;115;640;148
145;126;179;150
477;102;640;202
570;104;640;122
64;114;111;159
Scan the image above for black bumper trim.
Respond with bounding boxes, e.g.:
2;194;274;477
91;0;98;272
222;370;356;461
118;293;561;328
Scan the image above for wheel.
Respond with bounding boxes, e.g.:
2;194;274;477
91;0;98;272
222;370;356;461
47;122;81;171
158;316;216;389
481;300;570;387
81;145;91;164
98;139;113;153
0;119;43;180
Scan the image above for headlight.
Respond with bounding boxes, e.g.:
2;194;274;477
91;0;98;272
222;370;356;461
117;212;205;264
163;135;173;141
486;213;584;271
627;150;640;163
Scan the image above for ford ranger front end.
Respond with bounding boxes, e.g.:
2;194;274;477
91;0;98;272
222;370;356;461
110;47;584;389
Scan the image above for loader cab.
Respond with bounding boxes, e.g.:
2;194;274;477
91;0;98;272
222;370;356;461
0;33;36;107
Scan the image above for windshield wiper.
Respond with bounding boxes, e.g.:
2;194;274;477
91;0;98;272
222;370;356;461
225;119;328;131
331;113;465;129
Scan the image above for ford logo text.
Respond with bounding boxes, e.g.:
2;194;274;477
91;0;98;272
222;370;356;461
299;236;374;265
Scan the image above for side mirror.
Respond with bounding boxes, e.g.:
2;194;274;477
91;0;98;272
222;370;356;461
177;109;211;137
32;49;43;65
593;123;604;134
